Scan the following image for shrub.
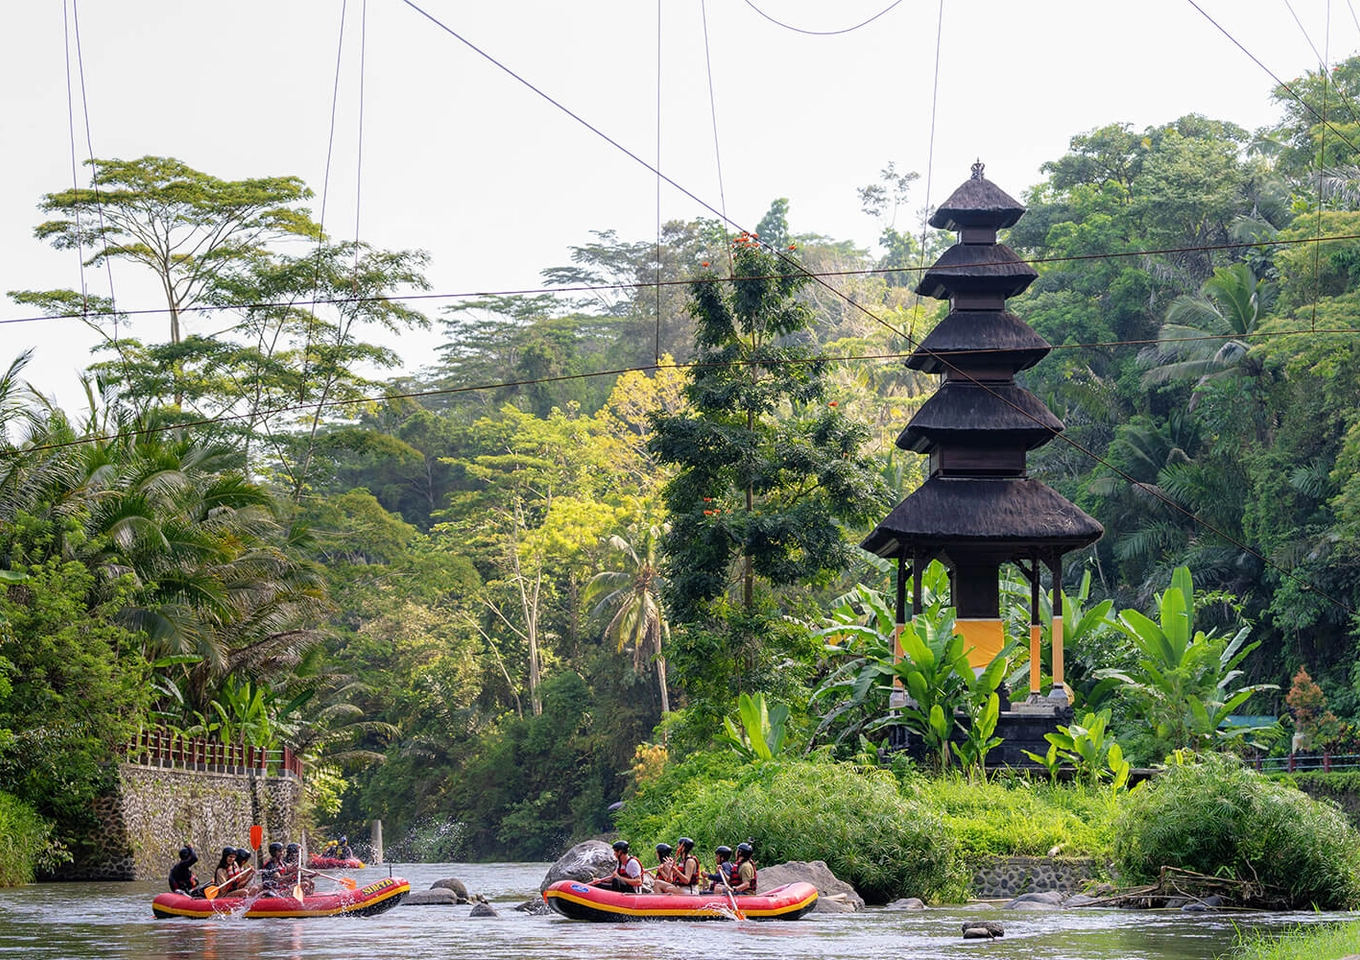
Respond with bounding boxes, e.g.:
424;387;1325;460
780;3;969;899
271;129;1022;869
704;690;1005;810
1114;753;1360;909
615;754;959;903
909;772;1120;864
0;790;65;885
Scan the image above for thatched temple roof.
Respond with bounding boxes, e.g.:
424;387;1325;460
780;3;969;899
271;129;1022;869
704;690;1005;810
897;383;1062;452
907;310;1051;373
861;477;1104;558
915;242;1037;300
928;175;1026;231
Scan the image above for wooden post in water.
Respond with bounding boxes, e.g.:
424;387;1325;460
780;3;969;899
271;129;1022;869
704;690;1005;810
371;819;383;864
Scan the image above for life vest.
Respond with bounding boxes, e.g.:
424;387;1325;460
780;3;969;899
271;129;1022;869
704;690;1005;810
674;854;700;888
737;860;757;894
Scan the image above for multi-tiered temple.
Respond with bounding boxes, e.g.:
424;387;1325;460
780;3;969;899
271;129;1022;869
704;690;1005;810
861;163;1103;761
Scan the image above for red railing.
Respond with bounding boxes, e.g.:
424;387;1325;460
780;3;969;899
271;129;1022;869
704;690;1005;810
124;728;304;779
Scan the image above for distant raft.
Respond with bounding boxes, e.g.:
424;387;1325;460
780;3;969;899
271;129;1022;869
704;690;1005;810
308;855;366;870
542;880;818;922
151;876;409;919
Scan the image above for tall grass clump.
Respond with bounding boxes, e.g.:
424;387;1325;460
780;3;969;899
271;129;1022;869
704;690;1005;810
908;772;1120;863
1233;921;1360;960
0;790;65;885
1115;753;1360;909
615;753;959;903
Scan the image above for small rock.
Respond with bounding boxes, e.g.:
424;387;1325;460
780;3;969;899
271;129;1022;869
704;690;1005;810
514;898;551;915
813;897;856;913
962;920;1005;939
469;902;499;918
1004;891;1064;910
405;888;458;906
886;897;926;910
1064;894;1103;907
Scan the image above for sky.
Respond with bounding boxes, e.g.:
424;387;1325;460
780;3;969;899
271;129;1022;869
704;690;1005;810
0;0;1352;410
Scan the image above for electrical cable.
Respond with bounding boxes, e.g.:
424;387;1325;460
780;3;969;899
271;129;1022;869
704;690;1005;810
739;0;907;36
5;229;1360;329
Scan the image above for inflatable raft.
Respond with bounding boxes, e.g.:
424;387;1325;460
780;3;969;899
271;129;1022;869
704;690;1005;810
542;879;818;921
308;855;365;870
152;876;409;919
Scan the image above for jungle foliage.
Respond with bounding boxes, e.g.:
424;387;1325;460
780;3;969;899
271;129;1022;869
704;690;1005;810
9;53;1360;882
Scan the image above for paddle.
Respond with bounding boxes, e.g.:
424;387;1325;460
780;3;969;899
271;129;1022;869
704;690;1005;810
293;835;306;902
716;866;746;921
250;824;263;879
309;869;358;891
204;866;253;901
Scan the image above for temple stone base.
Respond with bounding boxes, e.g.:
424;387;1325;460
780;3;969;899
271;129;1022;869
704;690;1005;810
886;700;1073;769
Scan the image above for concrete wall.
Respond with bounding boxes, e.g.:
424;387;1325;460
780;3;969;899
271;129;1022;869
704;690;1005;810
58;764;300;881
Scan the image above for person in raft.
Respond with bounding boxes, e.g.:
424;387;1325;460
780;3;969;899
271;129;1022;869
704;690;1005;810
212;847;238;889
672;837;701;893
704;845;737;892
730;841;757;894
649;843;681;893
283;842;316;896
591;839;644;893
259;842;287;892
168;845;200;895
215;846;253;897
335;835;353;860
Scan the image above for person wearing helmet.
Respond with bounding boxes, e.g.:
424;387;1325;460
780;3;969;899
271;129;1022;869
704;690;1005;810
212;847;238;888
673;838;701;893
591;839;644;893
731;841;757;894
168;845;199;895
282;842;315;896
704;845;737;892
336;835;353;860
650;842;681;894
260;842;287;892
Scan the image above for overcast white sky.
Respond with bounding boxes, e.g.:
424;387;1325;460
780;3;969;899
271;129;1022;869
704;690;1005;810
1;1;1350;409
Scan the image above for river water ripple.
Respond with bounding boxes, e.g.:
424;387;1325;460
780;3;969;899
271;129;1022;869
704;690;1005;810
0;862;1352;960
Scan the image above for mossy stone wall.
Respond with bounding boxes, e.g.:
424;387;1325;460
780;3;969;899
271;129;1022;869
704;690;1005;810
971;856;1103;899
58;764;300;881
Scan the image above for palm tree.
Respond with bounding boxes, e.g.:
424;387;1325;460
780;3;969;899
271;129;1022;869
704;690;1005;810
1140;262;1275;387
584;525;671;715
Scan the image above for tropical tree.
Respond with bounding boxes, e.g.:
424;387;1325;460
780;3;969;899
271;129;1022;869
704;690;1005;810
583;525;671;715
1140;262;1276;386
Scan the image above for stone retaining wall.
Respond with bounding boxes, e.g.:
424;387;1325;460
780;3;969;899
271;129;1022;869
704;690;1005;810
56;764;300;880
970;856;1103;899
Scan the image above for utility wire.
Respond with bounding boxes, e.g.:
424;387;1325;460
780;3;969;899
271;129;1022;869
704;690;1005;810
740;0;907;36
6;230;1359;330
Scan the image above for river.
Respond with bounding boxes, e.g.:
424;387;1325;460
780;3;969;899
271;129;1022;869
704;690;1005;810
0;862;1352;960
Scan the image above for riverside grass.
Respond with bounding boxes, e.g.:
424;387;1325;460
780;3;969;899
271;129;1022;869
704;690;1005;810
0;790;63;885
1232;921;1360;960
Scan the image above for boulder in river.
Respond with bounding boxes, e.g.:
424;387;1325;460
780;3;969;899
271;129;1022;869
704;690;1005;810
1004;890;1065;910
758;860;865;912
431;877;470;902
540;840;618;893
405;887;459;906
962;920;1005;939
469;902;499;918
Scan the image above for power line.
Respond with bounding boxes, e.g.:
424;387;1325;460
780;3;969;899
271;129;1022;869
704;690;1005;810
7;230;1360;330
739;0;907;36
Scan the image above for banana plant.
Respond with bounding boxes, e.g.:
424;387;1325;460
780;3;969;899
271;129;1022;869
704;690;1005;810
1025;709;1130;790
717;692;789;763
950;655;1008;780
1096;566;1275;754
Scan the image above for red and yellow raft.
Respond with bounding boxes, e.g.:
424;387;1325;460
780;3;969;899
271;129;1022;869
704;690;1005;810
151;876;409;919
308;855;365;870
543;879;818;921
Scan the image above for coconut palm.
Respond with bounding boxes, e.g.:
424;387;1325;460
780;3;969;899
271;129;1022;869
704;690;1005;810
1140;262;1276;386
583;525;671;715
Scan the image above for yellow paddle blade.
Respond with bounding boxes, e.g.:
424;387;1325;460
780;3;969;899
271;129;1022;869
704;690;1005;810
203;885;219;900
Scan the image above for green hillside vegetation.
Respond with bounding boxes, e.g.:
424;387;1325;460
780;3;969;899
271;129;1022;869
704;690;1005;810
6;51;1360;898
